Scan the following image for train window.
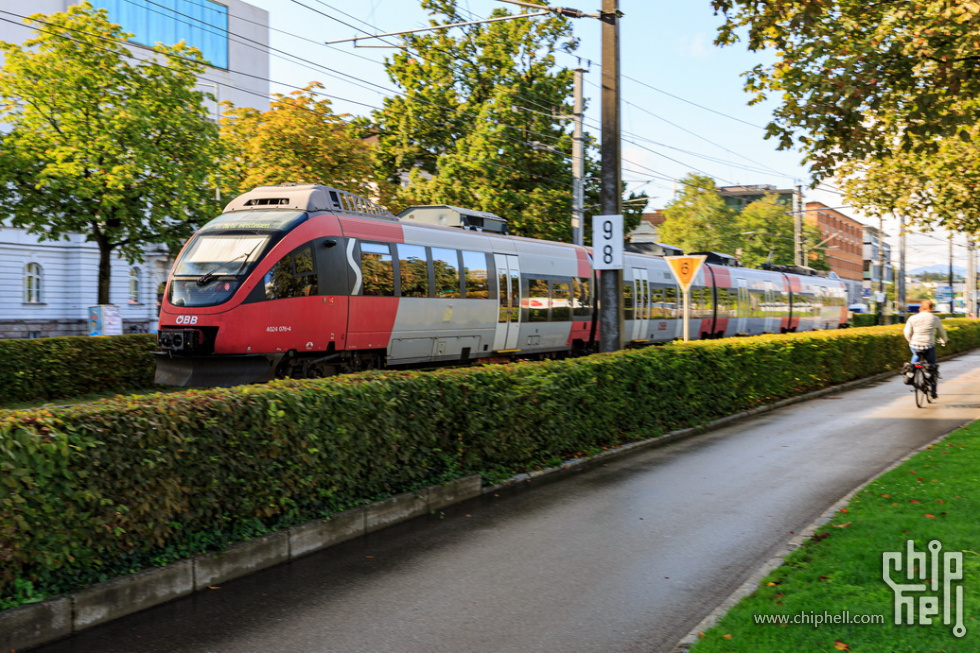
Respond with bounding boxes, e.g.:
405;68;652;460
264;245;318;300
462;251;490;299
432;248;461;298
572;277;592;317
715;286;737;319
527;278;550;322
664;286;679;318
649;285;664;319
398;244;429;297
691;286;712;318
551;281;571;321
361;242;394;296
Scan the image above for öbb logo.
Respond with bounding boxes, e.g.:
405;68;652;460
175;315;199;325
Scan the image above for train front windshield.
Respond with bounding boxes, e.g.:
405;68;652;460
168;210;307;307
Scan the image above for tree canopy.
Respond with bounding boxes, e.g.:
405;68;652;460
373;0;644;242
656;174;738;254
734;194;797;268
712;0;980;231
0;2;222;304
656;175;827;269
219;83;378;200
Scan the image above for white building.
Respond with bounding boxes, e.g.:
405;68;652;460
0;0;269;338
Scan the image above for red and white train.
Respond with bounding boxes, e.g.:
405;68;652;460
155;184;848;386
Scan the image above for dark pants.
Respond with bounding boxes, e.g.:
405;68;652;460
910;346;936;366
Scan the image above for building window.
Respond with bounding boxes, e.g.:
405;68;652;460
24;262;42;303
129;267;142;304
93;0;230;69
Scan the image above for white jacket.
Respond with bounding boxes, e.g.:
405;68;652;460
904;311;948;351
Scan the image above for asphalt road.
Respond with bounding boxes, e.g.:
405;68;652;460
35;350;980;653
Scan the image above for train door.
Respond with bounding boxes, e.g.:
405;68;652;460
494;254;521;351
631;267;650;341
736;279;748;334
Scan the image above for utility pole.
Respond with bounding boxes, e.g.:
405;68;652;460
949;234;955;314
967;235;977;317
598;0;623;353
897;213;906;318
877;216;886;325
793;184;804;267
571;67;585;247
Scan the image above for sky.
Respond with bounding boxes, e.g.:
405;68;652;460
237;0;968;272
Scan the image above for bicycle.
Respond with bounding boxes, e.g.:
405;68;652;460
907;361;938;408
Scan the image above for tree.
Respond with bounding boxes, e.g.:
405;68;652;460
219;83;378;200
374;0;611;242
734;194;796;268
712;0;980;231
656;174;737;254
0;3;222;304
733;194;826;269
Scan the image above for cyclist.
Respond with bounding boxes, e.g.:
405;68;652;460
903;299;948;398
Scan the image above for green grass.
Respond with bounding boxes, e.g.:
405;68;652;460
689;421;980;652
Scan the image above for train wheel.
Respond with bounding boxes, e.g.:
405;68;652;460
341;351;384;374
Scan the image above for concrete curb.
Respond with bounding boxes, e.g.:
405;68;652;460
0;474;482;652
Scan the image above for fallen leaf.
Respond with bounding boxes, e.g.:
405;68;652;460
835;639;850;651
840;508;849;513
924;514;936;519
882;494;891;498
819;576;830;581
833;522;852;528
910;499;920;503
723;634;733;640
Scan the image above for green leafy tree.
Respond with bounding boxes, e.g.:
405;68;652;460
656;174;737;254
734;194;796;268
733;194;826;269
0;2;222;304
375;0;605;242
712;0;980;231
219;83;379;200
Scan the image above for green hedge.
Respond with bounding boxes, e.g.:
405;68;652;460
849;313;877;327
2;320;980;608
0;334;158;405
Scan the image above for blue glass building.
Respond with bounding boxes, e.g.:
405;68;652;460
93;0;229;69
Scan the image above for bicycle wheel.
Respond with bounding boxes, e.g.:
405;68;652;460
914;369;927;408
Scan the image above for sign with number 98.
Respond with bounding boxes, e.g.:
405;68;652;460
592;214;623;270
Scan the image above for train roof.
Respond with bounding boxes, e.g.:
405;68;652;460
223;184;395;220
397;205;508;234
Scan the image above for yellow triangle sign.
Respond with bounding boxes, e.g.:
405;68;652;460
665;255;707;291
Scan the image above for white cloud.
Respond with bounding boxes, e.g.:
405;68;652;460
676;33;712;60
